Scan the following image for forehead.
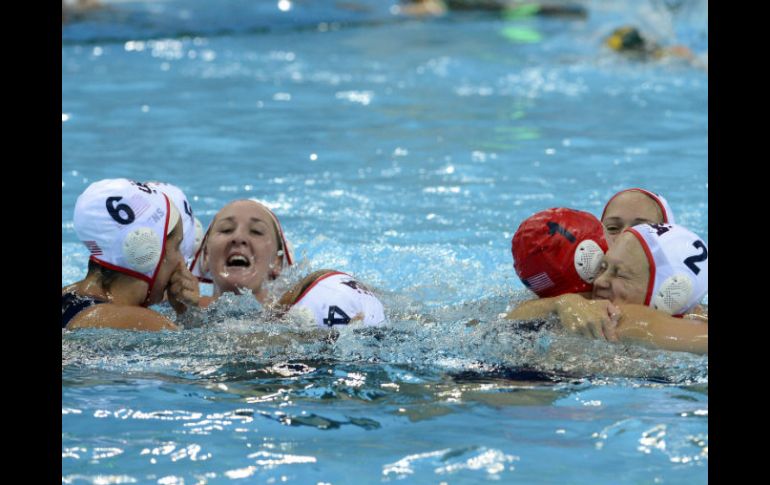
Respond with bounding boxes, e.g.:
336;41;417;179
215;200;272;223
604;191;662;220
607;232;648;269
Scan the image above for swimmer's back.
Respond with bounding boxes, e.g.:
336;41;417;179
62;287;178;331
62;291;106;328
279;269;386;328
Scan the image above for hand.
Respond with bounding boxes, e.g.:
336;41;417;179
554;294;621;342
167;262;201;315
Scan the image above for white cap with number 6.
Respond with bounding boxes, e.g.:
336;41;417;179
73;178;180;285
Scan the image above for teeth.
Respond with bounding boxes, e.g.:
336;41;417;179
227;255;250;266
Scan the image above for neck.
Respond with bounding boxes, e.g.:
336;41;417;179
73;272;149;306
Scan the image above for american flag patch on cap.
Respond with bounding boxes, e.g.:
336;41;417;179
523;272;555;292
84;240;103;255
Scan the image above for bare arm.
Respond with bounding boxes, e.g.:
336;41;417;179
67;304;178;331
506;294;707;354
504;297;559;320
613;304;707;355
505;293;618;340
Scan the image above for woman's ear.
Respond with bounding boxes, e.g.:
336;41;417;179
269;252;283;280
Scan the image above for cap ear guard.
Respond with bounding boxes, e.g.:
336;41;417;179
574;239;604;283
122;227;162;273
277;239;294;258
263;205;293;267
120;196;177;278
652;274;694;315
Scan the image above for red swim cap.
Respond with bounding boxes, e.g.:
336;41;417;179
512;208;608;297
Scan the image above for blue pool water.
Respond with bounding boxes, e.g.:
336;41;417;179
62;0;708;483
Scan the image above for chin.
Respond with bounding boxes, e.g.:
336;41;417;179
219;277;262;295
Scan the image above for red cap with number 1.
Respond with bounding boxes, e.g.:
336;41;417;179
512;208;608;297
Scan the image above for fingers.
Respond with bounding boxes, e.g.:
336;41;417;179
603;303;621;342
600;318;619;342
555;298;624;344
579;303;620;342
586;319;606;340
607;302;621;322
167;266;201;309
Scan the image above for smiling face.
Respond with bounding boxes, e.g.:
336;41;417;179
202;200;283;300
591;231;650;306
601;191;664;246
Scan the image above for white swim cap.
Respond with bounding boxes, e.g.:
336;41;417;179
189;200;294;282
292;272;386;328
148;182;196;262
262;203;294;267
74;178;180;289
189;225;213;283
626;223;708;315
193;217;204;254
602;188;676;224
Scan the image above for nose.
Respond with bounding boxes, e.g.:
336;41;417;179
228;226;249;245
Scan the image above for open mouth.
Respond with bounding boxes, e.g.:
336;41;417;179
226;255;251;268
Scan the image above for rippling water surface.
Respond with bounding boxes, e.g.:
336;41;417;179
63;0;708;482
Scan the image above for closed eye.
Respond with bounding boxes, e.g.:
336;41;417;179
612;267;630;279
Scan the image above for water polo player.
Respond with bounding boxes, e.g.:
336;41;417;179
62;178;201;330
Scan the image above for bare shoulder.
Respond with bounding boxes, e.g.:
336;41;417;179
67;303;178;331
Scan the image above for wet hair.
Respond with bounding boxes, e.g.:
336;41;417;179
87;259;121;291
